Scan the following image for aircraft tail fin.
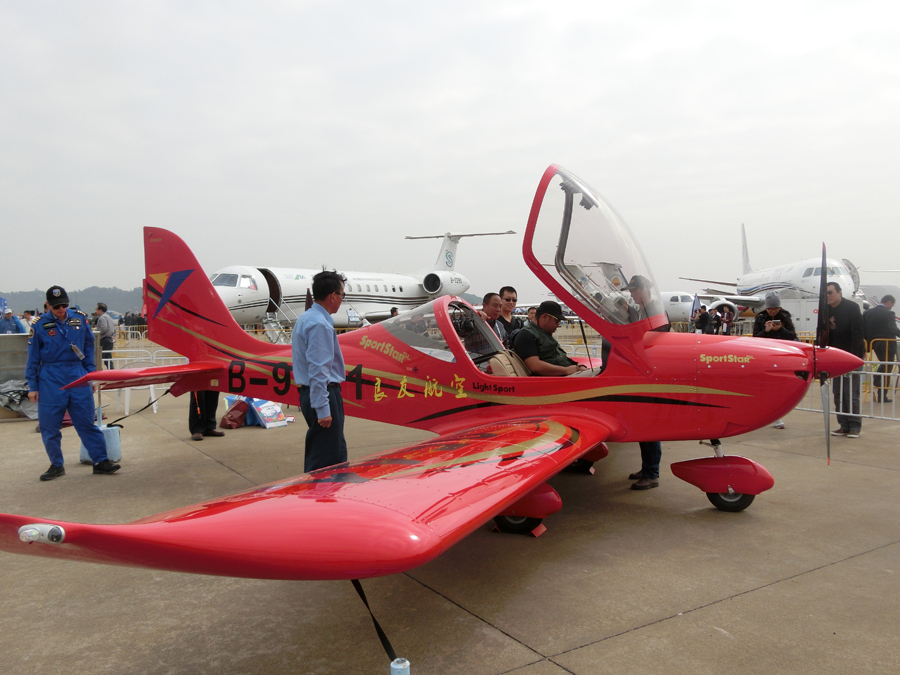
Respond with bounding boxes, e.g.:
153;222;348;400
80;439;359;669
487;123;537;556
143;228;282;362
406;231;515;272
741;223;753;276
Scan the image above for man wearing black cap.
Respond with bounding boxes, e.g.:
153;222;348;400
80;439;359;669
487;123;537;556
25;286;120;481
623;275;664;321
512;301;586;376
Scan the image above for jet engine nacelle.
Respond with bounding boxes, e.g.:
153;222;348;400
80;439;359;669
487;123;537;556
707;299;739;317
422;271;470;296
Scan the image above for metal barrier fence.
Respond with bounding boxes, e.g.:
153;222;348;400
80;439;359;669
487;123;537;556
152;349;188;367
794;339;898;422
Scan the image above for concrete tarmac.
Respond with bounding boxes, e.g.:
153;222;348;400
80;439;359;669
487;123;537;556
1;394;899;675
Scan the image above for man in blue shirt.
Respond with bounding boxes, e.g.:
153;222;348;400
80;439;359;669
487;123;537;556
292;271;348;472
26;286;120;481
1;308;25;334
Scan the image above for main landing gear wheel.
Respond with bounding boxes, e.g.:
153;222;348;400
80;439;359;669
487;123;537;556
493;515;543;534
564;458;594;474
706;492;755;512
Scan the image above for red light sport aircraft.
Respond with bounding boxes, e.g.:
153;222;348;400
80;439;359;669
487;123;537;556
0;165;861;582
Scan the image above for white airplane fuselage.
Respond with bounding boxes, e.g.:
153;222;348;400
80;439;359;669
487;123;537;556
212;265;469;328
736;257;856;300
210;231;513;328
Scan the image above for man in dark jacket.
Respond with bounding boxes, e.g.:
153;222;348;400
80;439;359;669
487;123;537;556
752;292;797;428
863;294;900;402
826;282;864;437
753;292;798;341
695;305;710;334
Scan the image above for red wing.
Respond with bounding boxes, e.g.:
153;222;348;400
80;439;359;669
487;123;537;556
64;362;223;393
0;415;609;580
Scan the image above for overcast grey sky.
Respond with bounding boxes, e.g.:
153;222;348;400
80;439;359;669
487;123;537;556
2;1;898;303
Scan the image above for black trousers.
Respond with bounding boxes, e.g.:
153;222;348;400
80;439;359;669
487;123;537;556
872;341;897;392
100;336;115;369
299;384;348;473
189;390;220;434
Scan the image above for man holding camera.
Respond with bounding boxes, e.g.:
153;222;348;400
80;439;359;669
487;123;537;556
752;292;797;429
752;292;797;341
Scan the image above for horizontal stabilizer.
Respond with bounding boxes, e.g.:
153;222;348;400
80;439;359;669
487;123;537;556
407;230;516;272
64;362;223;393
404;230;515;240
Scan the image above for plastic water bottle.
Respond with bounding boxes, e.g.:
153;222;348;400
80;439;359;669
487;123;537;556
390;657;410;674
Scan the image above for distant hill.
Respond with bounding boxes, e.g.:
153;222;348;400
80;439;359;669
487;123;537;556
1;287;482;316
0;287;143;314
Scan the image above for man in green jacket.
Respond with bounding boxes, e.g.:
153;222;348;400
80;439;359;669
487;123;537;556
512;301;586;376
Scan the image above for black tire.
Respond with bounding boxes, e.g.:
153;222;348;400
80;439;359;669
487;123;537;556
706;492;755;512
493;515;543;534
564;459;594;474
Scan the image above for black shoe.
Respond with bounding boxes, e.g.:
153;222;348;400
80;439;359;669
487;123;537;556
203;429;225;437
93;459;121;475
631;477;659;490
40;465;65;481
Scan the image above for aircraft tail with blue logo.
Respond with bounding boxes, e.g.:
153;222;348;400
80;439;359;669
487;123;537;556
143;227;279;363
405;231;516;274
67;227;289;397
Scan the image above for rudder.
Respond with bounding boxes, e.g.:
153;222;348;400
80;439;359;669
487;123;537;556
143;227;276;361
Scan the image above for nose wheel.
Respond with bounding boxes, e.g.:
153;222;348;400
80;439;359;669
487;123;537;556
671;447;774;512
706;491;755;512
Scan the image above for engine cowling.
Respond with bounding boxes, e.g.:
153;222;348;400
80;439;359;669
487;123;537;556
708;299;739;317
422;271;470;296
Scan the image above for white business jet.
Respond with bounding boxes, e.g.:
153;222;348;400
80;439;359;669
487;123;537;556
211;231;514;329
663;224;860;325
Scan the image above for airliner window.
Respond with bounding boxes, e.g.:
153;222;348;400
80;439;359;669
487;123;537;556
681;295;691;302
803;268;813;278
211;274;239;288
669;296;680;302
530;168;667;326
239;275;258;290
380;302;455;362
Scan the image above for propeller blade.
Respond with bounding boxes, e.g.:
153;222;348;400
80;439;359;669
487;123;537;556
816;243;829;347
820;376;831;465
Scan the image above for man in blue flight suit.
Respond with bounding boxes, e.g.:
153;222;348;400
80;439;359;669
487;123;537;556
26;286;120;481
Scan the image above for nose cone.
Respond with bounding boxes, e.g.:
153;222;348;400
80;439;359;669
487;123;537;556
814;346;863;379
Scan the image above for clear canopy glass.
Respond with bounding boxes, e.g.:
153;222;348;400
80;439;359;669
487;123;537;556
529;167;667;327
